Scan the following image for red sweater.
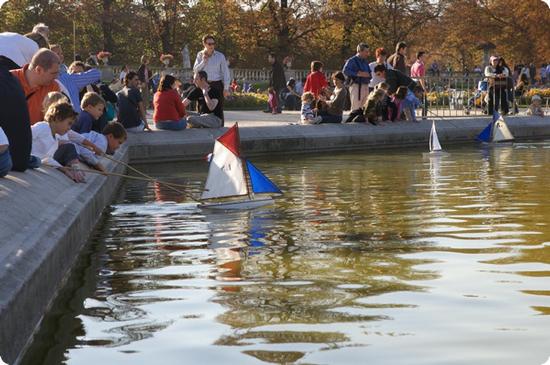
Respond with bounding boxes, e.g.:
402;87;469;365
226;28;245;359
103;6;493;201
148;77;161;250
153;89;186;122
303;71;328;98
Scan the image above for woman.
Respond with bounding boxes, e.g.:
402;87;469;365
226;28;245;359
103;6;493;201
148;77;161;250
513;73;529;113
485;56;509;115
153;74;187;131
318;72;348;123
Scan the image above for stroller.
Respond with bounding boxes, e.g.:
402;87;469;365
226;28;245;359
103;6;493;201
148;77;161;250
466;80;488;114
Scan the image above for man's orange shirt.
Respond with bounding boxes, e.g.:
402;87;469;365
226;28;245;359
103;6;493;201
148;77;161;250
10;65;60;124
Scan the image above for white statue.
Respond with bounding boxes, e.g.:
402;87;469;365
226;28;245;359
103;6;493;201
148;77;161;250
182;45;191;69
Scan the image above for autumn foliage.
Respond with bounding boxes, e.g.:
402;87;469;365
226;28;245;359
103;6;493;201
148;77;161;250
0;0;549;69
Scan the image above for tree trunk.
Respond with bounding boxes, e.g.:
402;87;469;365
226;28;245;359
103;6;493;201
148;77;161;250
102;0;115;52
341;0;353;58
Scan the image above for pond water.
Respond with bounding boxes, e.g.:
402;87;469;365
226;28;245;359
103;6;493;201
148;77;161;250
21;143;550;365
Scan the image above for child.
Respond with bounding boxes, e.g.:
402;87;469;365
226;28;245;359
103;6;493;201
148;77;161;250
388;86;408;122
31;102;86;182
267;87;280;114
363;88;387;125
402;86;424;122
72;92;106;133
300;92;322;124
0;128;11;177
303;61;328;98
527;95;545;117
75;122;127;172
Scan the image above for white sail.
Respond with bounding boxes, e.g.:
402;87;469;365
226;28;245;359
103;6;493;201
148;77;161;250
430;121;443;152
201;141;248;200
492;117;514;142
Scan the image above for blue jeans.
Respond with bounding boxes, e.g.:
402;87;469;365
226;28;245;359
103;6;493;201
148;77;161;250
155;119;187;131
0;148;12;177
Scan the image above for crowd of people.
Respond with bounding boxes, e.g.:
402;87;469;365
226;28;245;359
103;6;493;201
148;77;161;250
0;24;547;181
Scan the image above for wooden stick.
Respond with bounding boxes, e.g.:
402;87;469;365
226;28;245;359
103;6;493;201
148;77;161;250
42;163;200;202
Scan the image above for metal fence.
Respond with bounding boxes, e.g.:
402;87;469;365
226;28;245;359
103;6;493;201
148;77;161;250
107;65;549;117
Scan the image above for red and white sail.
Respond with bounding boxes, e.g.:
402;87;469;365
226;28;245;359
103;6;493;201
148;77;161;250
201;125;248;200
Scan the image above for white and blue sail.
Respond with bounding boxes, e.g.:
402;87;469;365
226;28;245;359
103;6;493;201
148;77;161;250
477;112;514;143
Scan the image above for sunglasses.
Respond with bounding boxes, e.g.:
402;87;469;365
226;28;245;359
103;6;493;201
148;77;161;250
206;42;215;46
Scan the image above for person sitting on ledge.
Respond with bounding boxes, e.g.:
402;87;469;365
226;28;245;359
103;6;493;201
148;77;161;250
153;74;187;131
182;71;223;128
74;121;127;173
117;71;152;132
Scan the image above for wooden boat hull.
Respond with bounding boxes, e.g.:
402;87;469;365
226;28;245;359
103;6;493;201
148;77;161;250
199;197;275;210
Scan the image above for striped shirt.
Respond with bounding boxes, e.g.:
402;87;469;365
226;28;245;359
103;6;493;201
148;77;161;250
193;50;231;90
58;68;101;113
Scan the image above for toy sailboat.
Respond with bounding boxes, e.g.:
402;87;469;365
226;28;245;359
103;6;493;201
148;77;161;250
199;124;282;210
477;112;514;144
423;121;448;157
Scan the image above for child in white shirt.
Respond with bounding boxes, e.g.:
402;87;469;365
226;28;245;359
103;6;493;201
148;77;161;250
300;92;322;124
75;121;127;172
31;102;89;182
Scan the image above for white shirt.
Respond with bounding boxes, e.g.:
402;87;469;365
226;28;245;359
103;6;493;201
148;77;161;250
0;32;39;67
369;61;393;88
193;50;231;90
32;122;85;168
0;127;8;146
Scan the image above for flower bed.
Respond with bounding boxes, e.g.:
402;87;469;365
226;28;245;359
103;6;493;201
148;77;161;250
225;92;268;110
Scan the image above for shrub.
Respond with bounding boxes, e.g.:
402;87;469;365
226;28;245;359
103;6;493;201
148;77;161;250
225;92;268;110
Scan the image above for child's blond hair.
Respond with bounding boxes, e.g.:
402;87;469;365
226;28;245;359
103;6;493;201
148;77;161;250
375;82;389;91
368;88;386;102
44;102;78;123
81;92;106;110
42;92;68;113
301;91;315;103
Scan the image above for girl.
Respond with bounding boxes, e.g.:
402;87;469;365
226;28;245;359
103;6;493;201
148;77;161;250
153;74;187;130
267;87;280;114
388;86;408;122
300;92;322;124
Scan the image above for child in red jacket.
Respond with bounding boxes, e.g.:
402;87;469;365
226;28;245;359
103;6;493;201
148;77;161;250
303;61;328;98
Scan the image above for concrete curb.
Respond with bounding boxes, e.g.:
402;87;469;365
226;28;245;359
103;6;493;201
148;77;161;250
0;145;128;364
127;117;550;163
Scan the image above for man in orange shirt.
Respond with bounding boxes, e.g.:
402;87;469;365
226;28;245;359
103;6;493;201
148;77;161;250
10;48;61;124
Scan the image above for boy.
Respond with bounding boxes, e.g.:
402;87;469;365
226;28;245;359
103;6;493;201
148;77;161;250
31;101;86;182
72;92;106;133
75;121;127;172
402;86;424;122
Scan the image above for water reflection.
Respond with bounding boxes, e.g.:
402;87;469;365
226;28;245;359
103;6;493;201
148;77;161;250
21;143;550;365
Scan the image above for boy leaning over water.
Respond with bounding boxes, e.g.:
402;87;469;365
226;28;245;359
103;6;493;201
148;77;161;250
74;122;127;173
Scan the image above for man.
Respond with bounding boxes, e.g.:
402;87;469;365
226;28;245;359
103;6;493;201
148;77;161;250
373;64;417;95
10;48;61;124
369;47;393;91
58;60;100;113
410;51;427;118
343;43;371;110
0;32;48;70
387;42;408;75
50;44;68;74
267;53;286;113
117;71;151;132
193;35;231;125
137;55;152;110
183;71;223;128
0;64;32;172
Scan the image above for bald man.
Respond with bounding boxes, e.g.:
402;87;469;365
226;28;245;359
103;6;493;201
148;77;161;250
11;48;62;124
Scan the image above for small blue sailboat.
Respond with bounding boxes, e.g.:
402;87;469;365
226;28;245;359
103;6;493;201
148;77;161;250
199;124;283;210
477;112;514;144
